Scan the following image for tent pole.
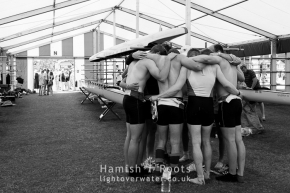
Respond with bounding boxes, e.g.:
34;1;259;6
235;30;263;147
185;0;191;46
270;40;277;90
285;53;290;92
136;0;139;38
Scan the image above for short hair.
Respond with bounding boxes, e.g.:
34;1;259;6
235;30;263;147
161;41;172;53
168;48;180;54
200;48;213;55
187;48;200;57
214;44;224;53
150;44;167;55
50;71;54;76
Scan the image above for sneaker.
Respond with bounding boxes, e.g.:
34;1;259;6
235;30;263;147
216;173;237;182
236;175;245;183
186;162;196;172
189;176;205;185
179;155;189;162
214;162;224;170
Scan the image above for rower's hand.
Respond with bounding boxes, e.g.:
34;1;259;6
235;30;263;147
149;95;159;102
132;51;147;60
128;83;139;91
168;53;177;60
238;91;244;99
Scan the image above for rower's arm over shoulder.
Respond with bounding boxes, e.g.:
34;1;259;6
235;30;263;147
180;55;206;72
157;67;188;98
214;65;239;95
217;53;241;66
144;53;176;82
191;55;222;65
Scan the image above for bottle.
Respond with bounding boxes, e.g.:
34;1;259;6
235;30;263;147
161;167;171;192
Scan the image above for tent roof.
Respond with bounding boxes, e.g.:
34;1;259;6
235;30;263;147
0;0;290;55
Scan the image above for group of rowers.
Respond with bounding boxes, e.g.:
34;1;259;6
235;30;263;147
119;42;246;184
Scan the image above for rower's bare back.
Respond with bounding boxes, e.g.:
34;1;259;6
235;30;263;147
126;60;150;93
167;55;184;98
216;58;238;97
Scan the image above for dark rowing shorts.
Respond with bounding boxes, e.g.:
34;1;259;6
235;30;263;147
218;99;242;127
123;95;146;124
157;104;183;126
144;100;152;120
187;96;214;126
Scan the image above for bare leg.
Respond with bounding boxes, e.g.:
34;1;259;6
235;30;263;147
235;125;246;176
155;125;168;163
221;127;237;175
201;124;213;179
124;122;130;170
128;123;144;168
138;122;148;165
169;124;182;171
218;128;225;163
146;120;156;158
188;124;204;184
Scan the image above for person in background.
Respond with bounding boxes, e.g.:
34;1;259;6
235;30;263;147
38;70;44;96
47;71;54;96
64;69;70;91
43;69;48;95
61;70;66;91
240;64;266;121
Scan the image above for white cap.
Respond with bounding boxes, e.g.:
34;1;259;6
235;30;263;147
179;45;192;56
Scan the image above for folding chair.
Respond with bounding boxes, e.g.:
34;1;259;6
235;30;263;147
79;87;94;104
96;94;121;122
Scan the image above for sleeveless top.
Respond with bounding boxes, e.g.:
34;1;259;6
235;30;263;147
187;65;216;97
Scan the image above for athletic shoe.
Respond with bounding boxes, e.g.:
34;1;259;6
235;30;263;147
216;173;237;182
214;162;224;170
186;162;196;172
189;176;205;185
179;155;189;162
214;163;229;175
236;175;245;183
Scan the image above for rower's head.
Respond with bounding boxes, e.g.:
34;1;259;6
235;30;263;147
209;44;224;53
150;44;167;55
240;64;247;73
162;41;173;53
187;48;200;57
200;48;213;55
168;48;180;54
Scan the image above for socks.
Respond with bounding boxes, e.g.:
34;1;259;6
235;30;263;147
155;148;165;163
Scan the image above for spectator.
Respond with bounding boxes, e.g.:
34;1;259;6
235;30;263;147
47;71;54;96
240;64;266;121
39;70;44;96
43;69;48;95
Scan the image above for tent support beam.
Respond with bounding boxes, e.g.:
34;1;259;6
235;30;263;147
3;20;102;50
0;7;112;42
0;0;91;25
116;6;224;45
171;0;277;39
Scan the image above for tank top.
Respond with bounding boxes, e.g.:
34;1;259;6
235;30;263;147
187;65;216;97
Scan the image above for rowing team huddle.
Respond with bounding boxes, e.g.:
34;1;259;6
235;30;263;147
119;43;246;184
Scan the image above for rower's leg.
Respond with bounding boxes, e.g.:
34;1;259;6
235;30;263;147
128;123;144;168
124;122;130;172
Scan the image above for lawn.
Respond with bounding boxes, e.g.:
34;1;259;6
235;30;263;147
0;92;289;193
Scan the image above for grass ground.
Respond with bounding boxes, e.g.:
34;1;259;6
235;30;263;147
0;92;290;193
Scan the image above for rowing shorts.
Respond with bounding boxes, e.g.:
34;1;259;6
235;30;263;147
187;96;214;126
123;95;146;124
144;100;152;120
218;99;242;127
157;98;183;126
